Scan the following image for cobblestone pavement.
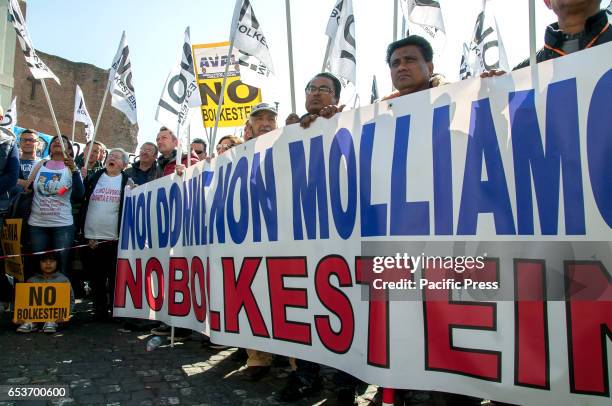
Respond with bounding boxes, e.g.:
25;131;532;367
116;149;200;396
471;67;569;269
0;300;379;406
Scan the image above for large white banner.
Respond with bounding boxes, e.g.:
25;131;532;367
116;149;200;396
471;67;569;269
115;42;612;406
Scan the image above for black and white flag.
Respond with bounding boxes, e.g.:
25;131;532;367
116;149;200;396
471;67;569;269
325;0;357;85
231;0;275;83
109;31;138;124
73;86;94;142
156;27;201;136
401;0;446;42
459;42;473;80
460;0;509;79
370;75;378;104
606;0;611;22
0;97;17;129
7;0;60;84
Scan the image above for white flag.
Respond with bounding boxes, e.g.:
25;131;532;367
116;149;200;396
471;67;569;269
231;0;275;76
607;0;611;22
0;97;17;129
7;0;60;84
108;32;137;124
237;50;274;90
156;27;202;136
325;0;357;85
400;0;446;40
459;43;473;80
461;0;509;78
73;86;94;142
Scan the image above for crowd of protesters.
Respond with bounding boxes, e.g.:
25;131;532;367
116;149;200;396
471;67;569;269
0;0;609;404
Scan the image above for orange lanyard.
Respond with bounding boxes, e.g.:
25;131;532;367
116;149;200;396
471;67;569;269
544;22;610;56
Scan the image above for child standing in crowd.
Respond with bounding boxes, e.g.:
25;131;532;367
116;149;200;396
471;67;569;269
16;252;75;334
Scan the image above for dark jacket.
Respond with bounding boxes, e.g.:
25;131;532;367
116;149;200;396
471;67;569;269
125;160;162;185
157;150;199;176
77;168;130;238
75;152;104;179
514;9;611;70
0;128;19;196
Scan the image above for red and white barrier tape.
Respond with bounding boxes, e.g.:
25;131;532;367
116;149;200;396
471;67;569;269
0;240;113;260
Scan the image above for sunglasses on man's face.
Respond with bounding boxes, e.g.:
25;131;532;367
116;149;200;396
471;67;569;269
194;150;204;155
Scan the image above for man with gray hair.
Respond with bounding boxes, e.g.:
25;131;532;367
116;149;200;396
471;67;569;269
77;148;132;321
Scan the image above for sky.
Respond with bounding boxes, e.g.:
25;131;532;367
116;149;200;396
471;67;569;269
21;0;592;152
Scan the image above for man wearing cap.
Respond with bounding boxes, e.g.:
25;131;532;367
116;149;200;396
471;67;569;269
248;102;278;139
240;102;278;381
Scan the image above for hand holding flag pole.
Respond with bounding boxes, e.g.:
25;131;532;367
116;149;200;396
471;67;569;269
85;31;137;171
8;0;66;155
83;83;110;170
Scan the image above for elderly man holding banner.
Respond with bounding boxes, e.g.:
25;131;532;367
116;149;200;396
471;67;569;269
238;102;279;381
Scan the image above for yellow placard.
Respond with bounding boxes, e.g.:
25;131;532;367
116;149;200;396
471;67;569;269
193;42;262;128
1;218;24;282
13;283;71;323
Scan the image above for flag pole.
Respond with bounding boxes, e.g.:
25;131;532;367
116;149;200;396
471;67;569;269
203;125;211;155
393;0;399;41
187;123;191;168
392;0;399;92
285;0;297;113
211;41;234;153
71;87;76;143
70;117;76;143
321;37;331;71
40;79;67;156
175;123;182;169
528;0;537;69
84;84;110;171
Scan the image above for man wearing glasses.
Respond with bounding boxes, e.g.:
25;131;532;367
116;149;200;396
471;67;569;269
190;138;207;161
297;72;344;129
17;129;40;190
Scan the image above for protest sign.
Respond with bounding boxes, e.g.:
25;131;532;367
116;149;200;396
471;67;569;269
193;42;261;128
14;283;71;323
115;42;612;405
1;219;24;282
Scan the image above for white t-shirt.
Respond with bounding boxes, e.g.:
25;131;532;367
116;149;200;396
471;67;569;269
84;173;123;240
28;162;74;227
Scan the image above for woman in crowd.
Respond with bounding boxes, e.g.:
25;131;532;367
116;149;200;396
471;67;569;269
77;148;131;321
27;135;83;279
